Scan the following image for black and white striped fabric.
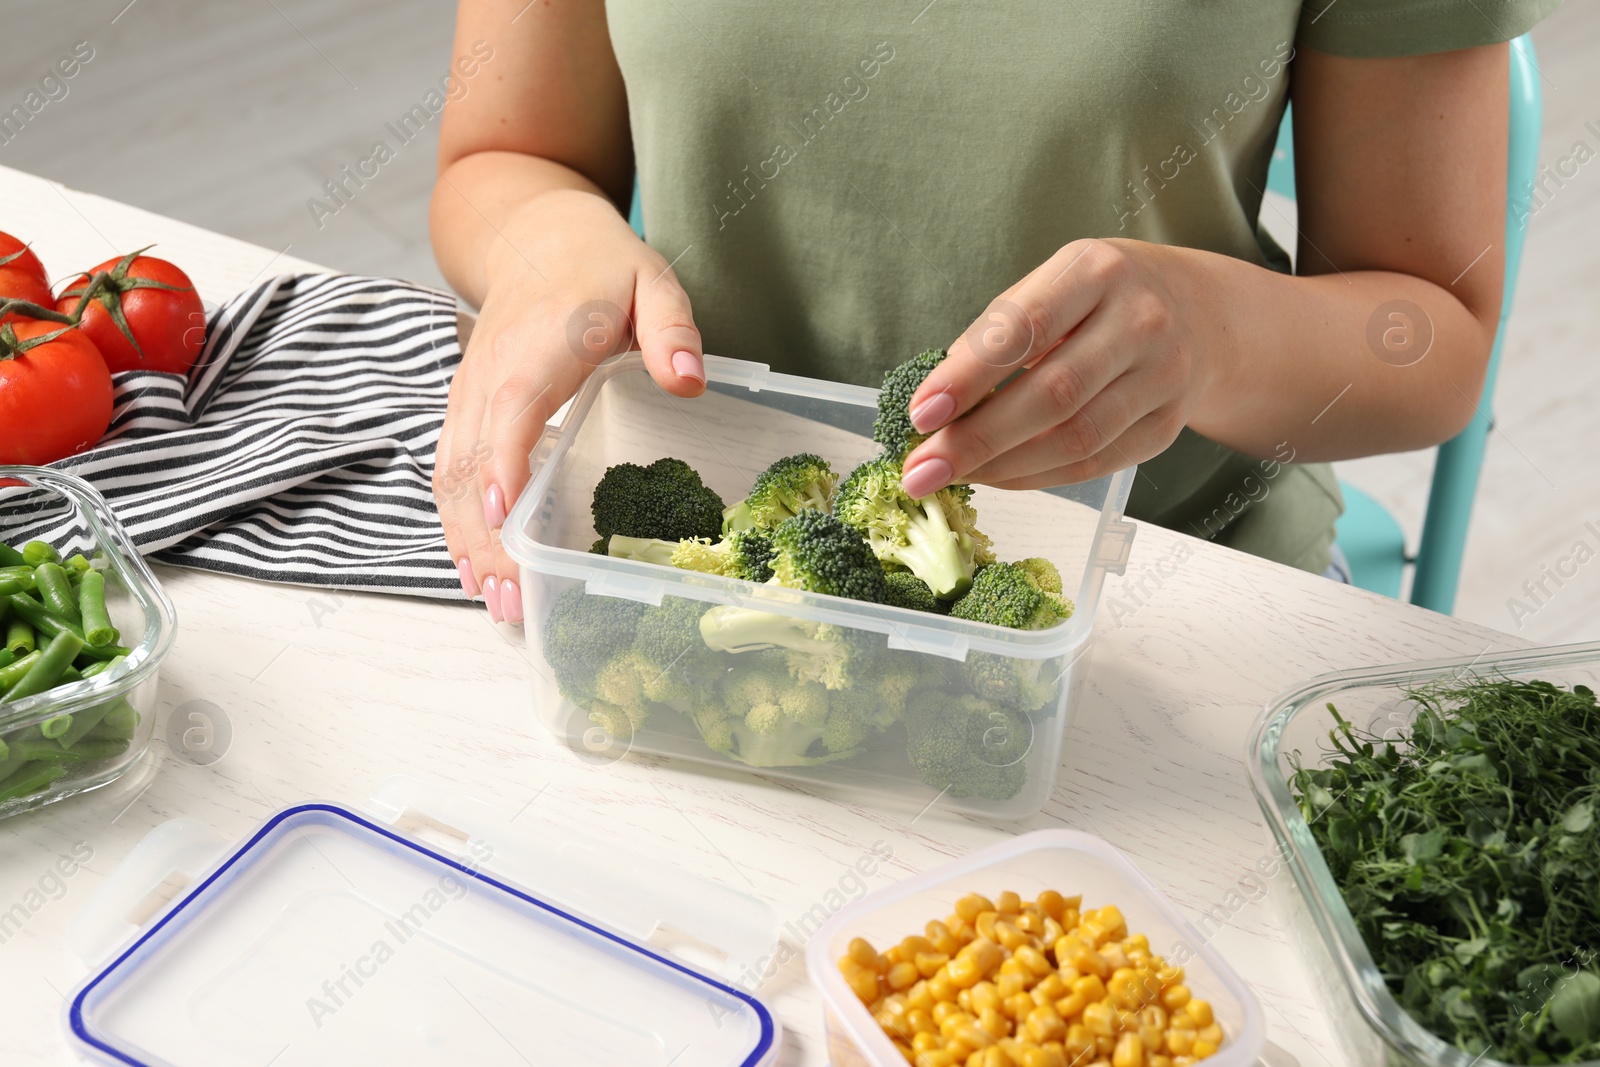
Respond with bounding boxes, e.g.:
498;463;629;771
28;273;465;597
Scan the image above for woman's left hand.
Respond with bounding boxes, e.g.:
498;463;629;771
899;238;1216;498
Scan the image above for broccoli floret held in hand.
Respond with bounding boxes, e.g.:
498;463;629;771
904;693;1031;800
591;457;724;543
873;349;947;458
835;456;994;600
722;453;840;533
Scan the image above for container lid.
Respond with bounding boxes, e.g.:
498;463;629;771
64;778;779;1067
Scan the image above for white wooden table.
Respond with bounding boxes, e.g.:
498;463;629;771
0;164;1528;1067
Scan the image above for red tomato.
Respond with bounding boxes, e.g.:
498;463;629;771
0;318;114;464
0;232;53;328
57;251;205;375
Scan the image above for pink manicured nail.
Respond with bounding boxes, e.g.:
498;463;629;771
482;575;503;622
457;557;480;598
901;457;954;500
671;349;705;384
483;484;507;528
500;579;523;624
909;390;955;433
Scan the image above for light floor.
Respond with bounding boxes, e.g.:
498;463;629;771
2;0;1596;644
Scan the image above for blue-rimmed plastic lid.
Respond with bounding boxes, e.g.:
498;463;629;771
65;786;779;1067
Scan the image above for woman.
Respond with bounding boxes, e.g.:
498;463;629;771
430;0;1555;623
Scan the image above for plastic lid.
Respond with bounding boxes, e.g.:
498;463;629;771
64;782;779;1067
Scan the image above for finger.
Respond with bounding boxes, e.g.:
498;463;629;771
980;408;1178;491
634;263;706;398
434;370;489;601
906;239;1119;437
960;370;1150;486
482;308;590;521
903;311;1130;496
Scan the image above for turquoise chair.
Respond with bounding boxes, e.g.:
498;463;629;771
630;37;1540;614
1266;36;1542;612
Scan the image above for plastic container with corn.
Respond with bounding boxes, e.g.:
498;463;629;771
839;888;1225;1067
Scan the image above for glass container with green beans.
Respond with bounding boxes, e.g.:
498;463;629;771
0;468;176;818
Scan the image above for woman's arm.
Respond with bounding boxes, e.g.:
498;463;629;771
430;0;706;620
895;43;1507;497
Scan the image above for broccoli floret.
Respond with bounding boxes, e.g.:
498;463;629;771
690;654;860;766
725;453;840;532
632;597;725;709
697;511;887;689
540;585;651;733
591;457;724;543
828;655;921;734
884;572;942;614
948;558;1073;630
590;536;611;555
590;650;657;735
873;349;947;457
964;652;1061;713
903;693;1031;800
669;529;775;582
835;456;994;600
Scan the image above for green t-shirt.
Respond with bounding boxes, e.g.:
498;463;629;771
606;0;1556;574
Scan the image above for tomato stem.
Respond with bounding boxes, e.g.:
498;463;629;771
56;250;196;364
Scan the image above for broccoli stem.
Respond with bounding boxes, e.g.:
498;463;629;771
607;536;680;566
894;501;972;599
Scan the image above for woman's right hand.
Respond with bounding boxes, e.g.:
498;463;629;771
433;188;707;623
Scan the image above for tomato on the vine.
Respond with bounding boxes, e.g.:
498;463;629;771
0;317;114;465
0;232;53;328
57;250;205;375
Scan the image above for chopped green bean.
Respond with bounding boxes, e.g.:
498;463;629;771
1;631;85;701
33;563;81;624
56;693;121;748
21;541;59;566
0;750;25;784
79;657;118;679
0;651;41;691
4;738;85;762
75;643;131;662
4;617;32;656
0;761;66;803
66;738;125;760
0;565;35;592
40;714;72;739
63;554;92;578
88;702;138;741
0;574;28;598
0;648;11;672
4;593;83;642
77;570;117;646
0;543;25;568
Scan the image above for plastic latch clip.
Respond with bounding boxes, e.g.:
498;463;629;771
585;572;666;605
1094;518;1137;576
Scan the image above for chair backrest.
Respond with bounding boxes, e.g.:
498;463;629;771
1264;36;1542;613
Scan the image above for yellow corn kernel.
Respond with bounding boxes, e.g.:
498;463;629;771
1055;990;1089;1021
1101;945;1131;972
1025;1004;1067;1043
1057;964;1082;985
1154;963;1184;987
929;969;957;1001
1015;944;1053;977
994;890;1022;914
1190;1040;1218;1060
906;1008;937;1035
912;1030;944;1053
1066;1022;1096;1058
1138;1006;1168;1032
975;911;1001;942
1185;1001;1213;1029
956;1022;995;1051
928;921;961;956
1123;933;1149;953
1072;974;1108;1003
1082;1001;1117;1037
849;937;886;971
1036;890;1066;920
970;981;1002;1014
1004;992;1036;1022
1196;1024;1223;1046
1148;1057;1172;1067
1098;1032;1118;1055
1113;1031;1145;1067
1033;974;1069;1004
933;1002;962;1026
956;894;995;923
996;921;1030;952
943;1038;974;1062
1060;908;1081;933
1168;1012;1196;1033
1024;1047;1068;1067
1067;944;1111;979
887;946;905;965
1165;1029;1194;1056
901;934;935;957
1139;1024;1164;1052
889;961;921;991
997;970;1028;999
917;951;953;979
1017;908;1045;936
1098;906;1128;940
907;981;935;1012
1172;1059;1196;1067
894;1040;915;1064
979;1006;1010;1039
939;1010;976;1039
977;1047;1010;1067
1126;949;1151;968
1160;985;1191;1012
1042;916;1066;945
841;958;880;1003
913;1050;961;1067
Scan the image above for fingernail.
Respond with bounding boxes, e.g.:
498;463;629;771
671;349;705;384
500;579;523;624
909;389;955;433
901;457;954;500
483;484;507;528
482;575;503;622
457;557;480;598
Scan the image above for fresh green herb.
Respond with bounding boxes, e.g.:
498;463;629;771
1290;678;1600;1063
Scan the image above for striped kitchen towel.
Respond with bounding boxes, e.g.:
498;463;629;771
16;273;466;597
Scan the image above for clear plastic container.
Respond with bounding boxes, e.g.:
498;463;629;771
501;354;1136;818
1247;641;1600;1067
65;776;780;1067
805;828;1266;1067
0;466;176;818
